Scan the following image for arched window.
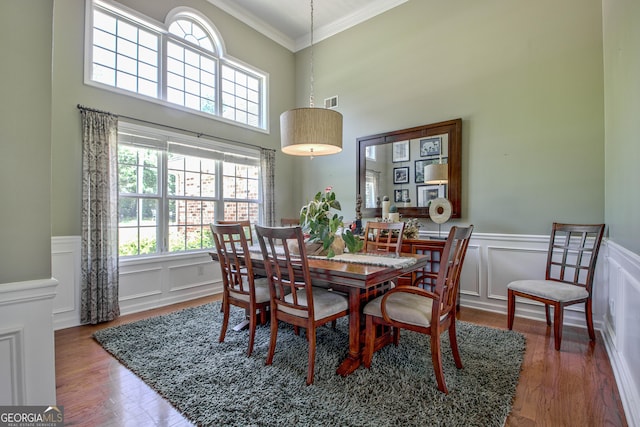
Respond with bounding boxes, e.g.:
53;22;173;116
87;1;267;131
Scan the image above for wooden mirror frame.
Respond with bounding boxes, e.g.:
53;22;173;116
357;118;462;219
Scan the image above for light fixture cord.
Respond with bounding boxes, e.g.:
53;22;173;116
309;0;315;108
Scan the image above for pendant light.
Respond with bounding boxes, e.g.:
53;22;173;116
280;0;343;158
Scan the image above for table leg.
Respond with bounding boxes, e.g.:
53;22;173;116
336;288;363;376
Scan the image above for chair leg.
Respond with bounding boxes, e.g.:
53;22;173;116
585;299;596;341
219;299;230;343
363;315;375;368
448;319;463;369
247;311;257;357
545;304;552;326
553;303;564;351
266;311;278;365
430;333;448;394
507;290;516;330
306;325;316;385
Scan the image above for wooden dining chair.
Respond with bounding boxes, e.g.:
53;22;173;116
507;222;605;350
280;217;301;227
254;225;349;385
362;221;406;255
362;225;473;394
217;219;253;245
210;223;269;356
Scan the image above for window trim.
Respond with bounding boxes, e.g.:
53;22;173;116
84;0;269;134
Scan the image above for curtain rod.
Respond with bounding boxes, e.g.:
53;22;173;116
76;104;270;152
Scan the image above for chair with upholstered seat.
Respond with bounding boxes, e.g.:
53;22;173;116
507;222;605;350
362;225;473;394
210;223;269;356
254;225;349;385
362;221;406;255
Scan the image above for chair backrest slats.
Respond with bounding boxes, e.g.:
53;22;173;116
363;221;406;255
432;226;474;315
255;225;314;317
545;223;605;292
210;223;254;297
217;220;253;245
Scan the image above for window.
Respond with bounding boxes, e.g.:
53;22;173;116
117;123;261;257
365;170;380;209
87;1;267;131
365;145;376;161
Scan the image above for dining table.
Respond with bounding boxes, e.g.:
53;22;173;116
209;246;431;376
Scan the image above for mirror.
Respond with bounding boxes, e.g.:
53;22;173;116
357;118;462;219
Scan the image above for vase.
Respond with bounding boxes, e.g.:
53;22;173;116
330;235;345;256
287;236;344;257
286;239;322;256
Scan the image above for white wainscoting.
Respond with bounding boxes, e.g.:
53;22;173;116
51;233;639;425
601;241;640;427
51;236;221;330
0;278;58;405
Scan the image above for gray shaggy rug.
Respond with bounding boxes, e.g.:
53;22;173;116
93;302;525;427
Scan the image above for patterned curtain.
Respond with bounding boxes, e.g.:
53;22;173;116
260;148;276;226
80;109;120;324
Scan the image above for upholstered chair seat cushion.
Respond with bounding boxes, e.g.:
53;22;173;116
363;292;436;328
281;288;349;320
230;277;271;303
507;280;589;302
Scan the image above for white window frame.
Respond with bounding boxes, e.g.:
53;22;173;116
84;0;269;133
117;122;262;259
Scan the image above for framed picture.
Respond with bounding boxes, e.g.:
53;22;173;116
392;140;410;162
416;184;446;207
394;189;409;203
414;158;443;183
393;167;409;184
420;137;441;157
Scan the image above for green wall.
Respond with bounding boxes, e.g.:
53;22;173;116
0;1;53;283
603;0;640;255
50;0;297;236
293;0;606;235
4;0;638;287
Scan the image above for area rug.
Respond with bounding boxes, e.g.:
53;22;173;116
93;302;525;427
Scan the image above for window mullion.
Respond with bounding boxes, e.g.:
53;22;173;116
215;160;224;223
159;147;168;253
160;35;168;103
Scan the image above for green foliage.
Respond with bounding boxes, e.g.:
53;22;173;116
342;230;364;253
300;189;344;258
119;236;157;256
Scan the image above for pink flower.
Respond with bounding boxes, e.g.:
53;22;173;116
325;186;333;193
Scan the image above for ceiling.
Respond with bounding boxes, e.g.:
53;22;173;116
207;0;408;52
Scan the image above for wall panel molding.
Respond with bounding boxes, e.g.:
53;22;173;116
0;328;24;405
0;278;57;404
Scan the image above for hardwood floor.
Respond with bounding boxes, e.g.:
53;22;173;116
55;296;628;426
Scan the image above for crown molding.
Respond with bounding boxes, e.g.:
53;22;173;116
208;0;408;53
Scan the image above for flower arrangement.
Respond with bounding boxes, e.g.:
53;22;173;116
403;218;421;239
378;217;421;239
300;187;362;257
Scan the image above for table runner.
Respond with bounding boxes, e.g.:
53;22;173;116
247;244;416;269
308;253;416;269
